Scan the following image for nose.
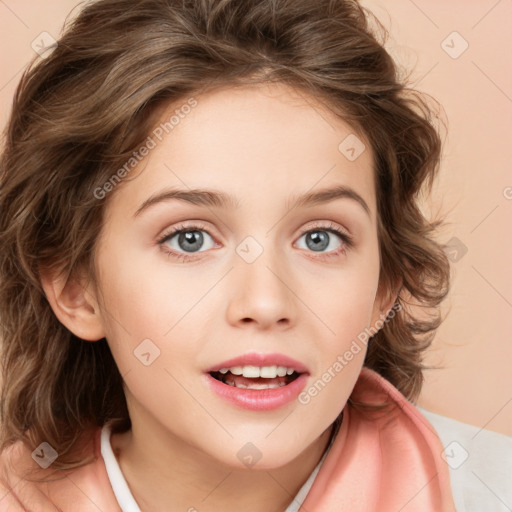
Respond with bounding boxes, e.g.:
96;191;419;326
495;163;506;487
225;241;296;331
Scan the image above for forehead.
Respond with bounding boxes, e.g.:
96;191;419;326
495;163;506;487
106;82;376;221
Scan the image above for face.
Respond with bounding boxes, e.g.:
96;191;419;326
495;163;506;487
89;82;390;469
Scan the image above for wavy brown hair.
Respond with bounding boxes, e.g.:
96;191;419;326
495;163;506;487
0;0;450;473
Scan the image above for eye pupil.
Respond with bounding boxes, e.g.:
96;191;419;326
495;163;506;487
306;231;329;251
178;230;204;252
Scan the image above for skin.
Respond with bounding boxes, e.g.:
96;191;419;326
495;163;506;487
42;82;397;511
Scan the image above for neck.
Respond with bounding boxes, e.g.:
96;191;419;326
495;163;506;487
110;416;338;512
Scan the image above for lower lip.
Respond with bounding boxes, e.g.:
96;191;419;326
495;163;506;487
204;373;309;411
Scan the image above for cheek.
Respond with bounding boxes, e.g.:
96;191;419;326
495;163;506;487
308;262;380;346
95;245;210;376
327;284;378;342
296;273;378;425
96;238;180;329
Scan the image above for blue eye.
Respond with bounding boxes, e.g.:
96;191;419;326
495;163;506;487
158;223;215;257
157;221;354;262
296;228;347;253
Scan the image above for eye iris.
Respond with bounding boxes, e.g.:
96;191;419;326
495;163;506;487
306;231;329;251
179;231;204;252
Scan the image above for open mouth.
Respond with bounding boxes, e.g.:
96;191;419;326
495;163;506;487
209;369;302;390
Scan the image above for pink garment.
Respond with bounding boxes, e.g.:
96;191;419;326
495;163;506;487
0;367;456;511
301;367;457;511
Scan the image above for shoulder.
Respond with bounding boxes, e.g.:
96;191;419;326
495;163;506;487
417;406;512;512
0;426;121;511
0;438;60;511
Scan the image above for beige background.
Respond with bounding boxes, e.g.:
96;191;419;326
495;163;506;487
0;0;511;437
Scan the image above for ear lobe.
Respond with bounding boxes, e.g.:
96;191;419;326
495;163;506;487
40;268;106;342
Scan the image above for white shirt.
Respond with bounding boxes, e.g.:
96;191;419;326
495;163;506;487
417;406;512;512
101;407;512;511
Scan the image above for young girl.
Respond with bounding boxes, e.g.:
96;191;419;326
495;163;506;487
0;0;457;510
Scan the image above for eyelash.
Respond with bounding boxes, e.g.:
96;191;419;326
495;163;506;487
157;221;354;262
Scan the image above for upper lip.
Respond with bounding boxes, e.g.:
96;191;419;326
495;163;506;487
205;352;310;374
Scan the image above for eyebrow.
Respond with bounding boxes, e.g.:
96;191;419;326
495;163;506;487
133;184;371;218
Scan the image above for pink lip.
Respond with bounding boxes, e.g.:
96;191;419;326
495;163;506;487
204;352;310;374
203;372;309;411
203;352;310;411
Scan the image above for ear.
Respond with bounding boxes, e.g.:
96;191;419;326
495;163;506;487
370;276;402;328
40;267;106;342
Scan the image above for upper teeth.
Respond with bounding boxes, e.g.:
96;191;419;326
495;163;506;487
218;366;295;378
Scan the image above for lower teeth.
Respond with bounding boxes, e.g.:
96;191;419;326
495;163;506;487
225;380;287;389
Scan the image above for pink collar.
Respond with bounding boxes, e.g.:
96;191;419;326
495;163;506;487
301;367;457;511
